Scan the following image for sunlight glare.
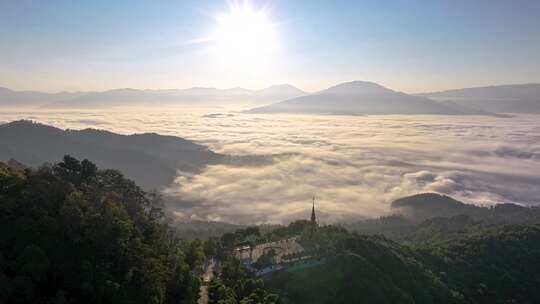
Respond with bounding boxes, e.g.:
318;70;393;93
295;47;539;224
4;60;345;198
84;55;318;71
211;3;277;69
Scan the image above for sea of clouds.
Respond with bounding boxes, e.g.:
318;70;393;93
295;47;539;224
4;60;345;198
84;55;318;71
2;107;540;224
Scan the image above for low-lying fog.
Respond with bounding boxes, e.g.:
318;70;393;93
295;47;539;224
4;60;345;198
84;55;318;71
2;107;540;224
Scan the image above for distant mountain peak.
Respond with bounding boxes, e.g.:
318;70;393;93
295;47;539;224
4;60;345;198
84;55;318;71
265;83;300;89
391;193;465;209
330;80;385;88
323;81;391;95
259;84;306;94
247;80;461;115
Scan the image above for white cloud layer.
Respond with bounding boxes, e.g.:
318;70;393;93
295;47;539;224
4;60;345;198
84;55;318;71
2;108;540;224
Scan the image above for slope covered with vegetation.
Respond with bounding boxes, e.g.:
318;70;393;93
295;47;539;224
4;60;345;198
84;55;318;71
0;156;201;303
264;221;540;304
423;224;540;303
266;225;461;304
0;120;223;189
344;193;540;244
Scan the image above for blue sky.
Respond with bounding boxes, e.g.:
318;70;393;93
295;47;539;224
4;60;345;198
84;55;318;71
1;0;539;92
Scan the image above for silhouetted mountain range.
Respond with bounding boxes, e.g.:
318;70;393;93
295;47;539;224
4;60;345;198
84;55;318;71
344;193;540;241
0;120;223;189
4;82;539;115
420;83;540;113
391;193;485;220
0;87;87;107
391;193;540;222
248;81;464;115
0;84;306;108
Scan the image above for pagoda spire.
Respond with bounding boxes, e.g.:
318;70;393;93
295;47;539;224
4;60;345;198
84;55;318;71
310;195;317;226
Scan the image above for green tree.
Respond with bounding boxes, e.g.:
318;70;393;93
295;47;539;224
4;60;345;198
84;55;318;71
0;156;200;304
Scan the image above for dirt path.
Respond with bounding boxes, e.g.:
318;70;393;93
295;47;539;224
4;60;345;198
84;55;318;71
197;259;216;304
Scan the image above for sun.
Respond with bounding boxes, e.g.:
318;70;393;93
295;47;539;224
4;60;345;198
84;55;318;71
211;3;277;68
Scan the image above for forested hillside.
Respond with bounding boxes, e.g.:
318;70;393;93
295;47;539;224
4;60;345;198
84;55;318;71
343;193;540;243
0;120;222;189
266;222;540;304
0;156;201;303
423;224;540;303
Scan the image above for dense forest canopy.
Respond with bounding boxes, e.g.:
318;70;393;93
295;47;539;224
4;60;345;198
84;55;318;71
0;156;201;303
264;221;540;304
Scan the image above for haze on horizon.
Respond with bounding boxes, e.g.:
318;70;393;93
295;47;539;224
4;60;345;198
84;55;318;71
1;0;540;93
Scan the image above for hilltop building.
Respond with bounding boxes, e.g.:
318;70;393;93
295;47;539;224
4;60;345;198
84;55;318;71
233;197;321;275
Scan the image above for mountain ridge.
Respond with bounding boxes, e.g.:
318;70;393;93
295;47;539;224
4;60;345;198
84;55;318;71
4;82;539;113
0;120;223;189
419;83;540;113
0;84;307;108
248;80;464;115
419;83;540;98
